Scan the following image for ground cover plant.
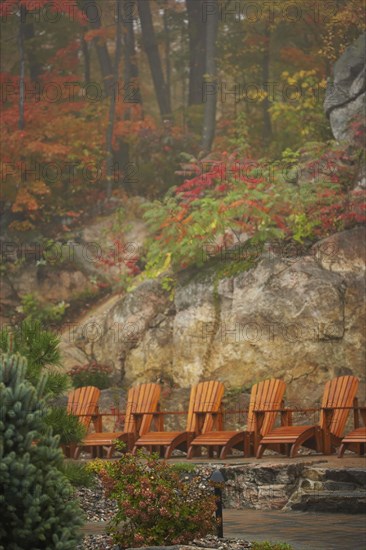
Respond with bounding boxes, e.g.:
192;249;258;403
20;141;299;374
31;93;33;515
61;461;96;489
251;543;293;550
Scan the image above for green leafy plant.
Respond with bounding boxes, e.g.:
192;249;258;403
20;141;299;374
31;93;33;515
20;293;69;325
61;462;96;488
98;446;216;547
251;542;293;550
142;141;365;275
0;353;83;549
0;320;68;397
68;361;113;389
170;462;197;474
44;407;87;446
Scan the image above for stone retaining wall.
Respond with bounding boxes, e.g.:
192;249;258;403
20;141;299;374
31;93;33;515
215;462;366;513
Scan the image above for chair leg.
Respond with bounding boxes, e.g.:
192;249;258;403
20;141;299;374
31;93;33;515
73;446;82;459
220;446;229;459
315;428;323;453
165;444;175;459
243;434;250;457
338;443;346;458
290;442;302;458
187;445;194;459
256;443;266;458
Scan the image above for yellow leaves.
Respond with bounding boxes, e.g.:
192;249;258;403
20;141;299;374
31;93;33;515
318;79;327;89
162;253;171;272
12;189;39;212
30;180;50;196
8;220;35;232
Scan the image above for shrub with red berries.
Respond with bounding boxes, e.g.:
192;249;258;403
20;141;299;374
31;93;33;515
68;361;113;389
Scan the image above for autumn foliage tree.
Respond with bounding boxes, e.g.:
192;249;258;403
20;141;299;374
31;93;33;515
0;0;364;236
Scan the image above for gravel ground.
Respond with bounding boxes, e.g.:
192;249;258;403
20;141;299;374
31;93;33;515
75;465;253;550
75;478;117;550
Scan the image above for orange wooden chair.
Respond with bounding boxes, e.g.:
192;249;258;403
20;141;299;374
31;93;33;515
187;379;286;459
132;381;224;459
64;386;101;458
338;405;366;457
74;383;161;459
67;386;101;429
257;375;359;458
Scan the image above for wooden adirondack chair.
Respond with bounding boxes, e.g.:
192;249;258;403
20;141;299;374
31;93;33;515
338;405;366;457
64;386;101;457
74;383;161;459
132;381;225;459
257;375;359;458
187;379;286;459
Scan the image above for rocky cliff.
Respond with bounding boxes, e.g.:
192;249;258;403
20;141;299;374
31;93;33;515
324;32;365;143
60;227;365;406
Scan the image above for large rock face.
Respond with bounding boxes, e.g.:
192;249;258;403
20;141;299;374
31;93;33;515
324;33;366;143
60;227;366;405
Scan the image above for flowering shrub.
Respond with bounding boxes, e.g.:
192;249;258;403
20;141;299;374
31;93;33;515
68;361;113;389
97;447;216;547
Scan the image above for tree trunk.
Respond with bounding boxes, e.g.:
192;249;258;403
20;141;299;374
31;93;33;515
18;4;26;130
24;18;42;82
163;1;171;109
117;0;143;194
81;35;91;84
106;0;123;199
186;0;207;106
82;0;113;96
123;0;142;113
202;0;218;153
137;0;171;118
262;25;272;148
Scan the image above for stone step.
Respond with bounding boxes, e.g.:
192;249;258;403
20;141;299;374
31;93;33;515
289;490;366;513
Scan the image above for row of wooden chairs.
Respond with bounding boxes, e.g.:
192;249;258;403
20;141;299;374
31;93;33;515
65;376;365;460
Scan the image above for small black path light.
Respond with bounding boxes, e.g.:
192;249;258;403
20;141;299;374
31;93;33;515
210;469;225;538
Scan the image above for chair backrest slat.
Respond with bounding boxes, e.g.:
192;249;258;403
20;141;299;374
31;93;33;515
67;386;101;429
186;381;224;434
124;383;161;436
246;379;286;436
320;375;359;437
